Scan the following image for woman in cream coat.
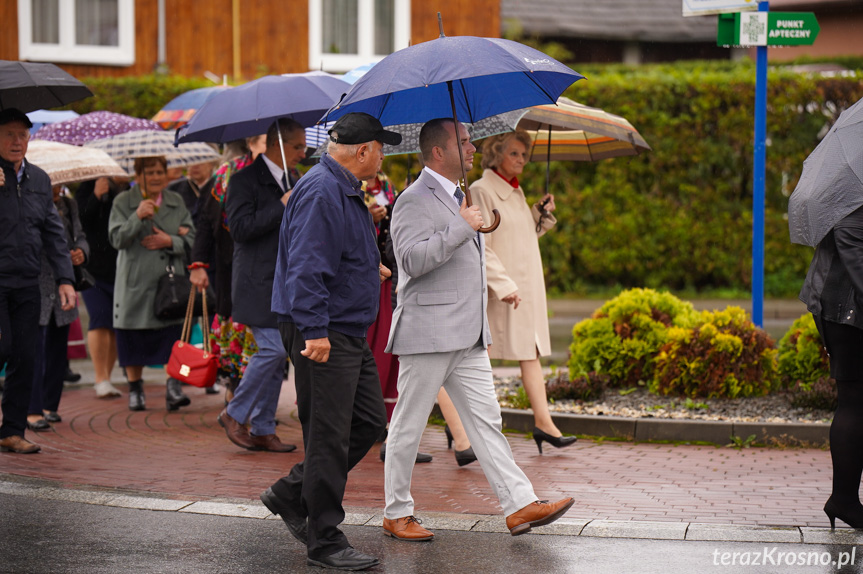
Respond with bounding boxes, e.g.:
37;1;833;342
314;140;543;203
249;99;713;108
470;131;576;453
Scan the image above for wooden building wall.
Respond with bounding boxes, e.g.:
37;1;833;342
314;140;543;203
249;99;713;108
0;0;499;80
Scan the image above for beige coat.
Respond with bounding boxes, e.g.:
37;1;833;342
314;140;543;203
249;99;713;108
470;169;556;360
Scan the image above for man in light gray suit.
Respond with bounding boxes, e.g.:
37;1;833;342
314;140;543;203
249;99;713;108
382;118;574;542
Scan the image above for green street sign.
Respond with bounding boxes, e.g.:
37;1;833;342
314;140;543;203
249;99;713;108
717;12;819;47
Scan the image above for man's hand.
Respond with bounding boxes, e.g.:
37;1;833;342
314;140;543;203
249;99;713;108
0;169;5;187
136;199;157;220
280;191;292;206
140;226;173;250
369;204;387;224
301;337;331;363
459;197;483;230
379;264;391;284
69;248;85;266
502;290;521;310
58;284;77;311
93;177;111;199
189;267;209;292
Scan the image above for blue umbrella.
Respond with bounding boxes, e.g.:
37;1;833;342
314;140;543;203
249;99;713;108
323;22;583;231
176;72;351;144
152;85;231;129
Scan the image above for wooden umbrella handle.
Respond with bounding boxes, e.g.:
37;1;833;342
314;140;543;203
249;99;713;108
463;185;501;233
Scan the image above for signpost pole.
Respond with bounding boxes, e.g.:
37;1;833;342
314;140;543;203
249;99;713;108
752;1;768;327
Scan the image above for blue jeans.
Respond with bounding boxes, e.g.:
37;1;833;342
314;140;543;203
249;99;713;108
226;325;286;436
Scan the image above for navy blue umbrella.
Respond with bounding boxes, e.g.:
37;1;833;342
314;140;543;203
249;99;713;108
176;72;350;144
323;22;583;231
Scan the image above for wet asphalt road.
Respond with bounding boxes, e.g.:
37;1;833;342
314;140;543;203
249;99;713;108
3;493;863;574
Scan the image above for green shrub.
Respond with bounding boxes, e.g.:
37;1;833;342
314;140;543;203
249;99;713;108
789;376;837;411
651;307;780;398
568;288;699;387
546;371;608;402
777;313;829;389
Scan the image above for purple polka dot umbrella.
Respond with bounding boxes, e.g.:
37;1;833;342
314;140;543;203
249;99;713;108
33;111;162;146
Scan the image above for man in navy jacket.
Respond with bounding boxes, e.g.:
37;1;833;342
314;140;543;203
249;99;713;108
261;113;400;571
0;108;75;454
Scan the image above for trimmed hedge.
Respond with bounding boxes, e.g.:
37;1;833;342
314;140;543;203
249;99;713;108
777;313;830;388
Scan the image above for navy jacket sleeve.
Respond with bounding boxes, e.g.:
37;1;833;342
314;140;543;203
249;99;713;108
43;198;74;286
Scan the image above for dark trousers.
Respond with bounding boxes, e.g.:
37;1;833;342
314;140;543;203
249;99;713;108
0;286;41;438
273;323;386;560
29;319;71;415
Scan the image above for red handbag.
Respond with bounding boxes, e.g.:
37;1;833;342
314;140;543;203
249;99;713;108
166;284;218;388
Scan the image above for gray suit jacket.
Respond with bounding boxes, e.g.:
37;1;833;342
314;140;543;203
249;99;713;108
386;169;491;355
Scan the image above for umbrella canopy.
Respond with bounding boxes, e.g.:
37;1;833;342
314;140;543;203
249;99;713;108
788;96;863;247
0;60;93;113
26;109;79;135
152;85;232;130
324;35;583;126
517;97;650;154
33;111;162;146
85;130;220;175
25;140;127;186
523;129;647;162
323;31;583;232
176;72;351;144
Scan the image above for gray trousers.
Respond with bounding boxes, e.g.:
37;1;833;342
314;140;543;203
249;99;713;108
384;344;537;518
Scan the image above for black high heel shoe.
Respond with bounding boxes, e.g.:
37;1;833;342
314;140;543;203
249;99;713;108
454;446;477;467
824;497;863;529
445;425;454;449
532;427;577;454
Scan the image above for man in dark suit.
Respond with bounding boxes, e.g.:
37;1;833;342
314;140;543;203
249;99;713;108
216;118;305;453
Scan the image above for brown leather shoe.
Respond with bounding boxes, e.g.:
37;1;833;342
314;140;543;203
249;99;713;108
218;408;254;450
249;433;296;453
382;516;434;541
505;498;574;535
0;435;41;454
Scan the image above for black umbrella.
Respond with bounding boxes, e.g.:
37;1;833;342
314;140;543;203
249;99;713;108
0;61;93;113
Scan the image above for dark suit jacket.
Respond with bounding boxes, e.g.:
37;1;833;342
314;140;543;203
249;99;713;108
224;154;295;328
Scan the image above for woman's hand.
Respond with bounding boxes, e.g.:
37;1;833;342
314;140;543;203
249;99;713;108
136;199;157;220
369;204;387;224
93;177;111;199
189;266;210;292
140;226;173;250
502;290;521;310
538;194;556;213
69;248;85;267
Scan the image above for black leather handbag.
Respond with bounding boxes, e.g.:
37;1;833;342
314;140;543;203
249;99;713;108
154;263;215;320
73;265;96;291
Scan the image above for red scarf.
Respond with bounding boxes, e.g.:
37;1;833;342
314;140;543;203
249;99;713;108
492;168;519;189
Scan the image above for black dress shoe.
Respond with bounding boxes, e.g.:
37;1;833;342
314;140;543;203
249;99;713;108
63;367;82;383
379;442;432;463
307;547;380;571
260;487;308;545
43;411;62;423
27;418;51;431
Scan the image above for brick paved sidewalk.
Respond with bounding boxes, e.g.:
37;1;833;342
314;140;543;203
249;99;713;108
0;368;834;529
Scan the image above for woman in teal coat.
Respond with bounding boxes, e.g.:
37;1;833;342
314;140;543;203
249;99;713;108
109;156;195;412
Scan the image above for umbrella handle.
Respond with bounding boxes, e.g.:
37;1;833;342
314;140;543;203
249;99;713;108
463;186;501;233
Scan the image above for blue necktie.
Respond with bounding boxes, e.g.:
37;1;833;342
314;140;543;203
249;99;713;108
454;188;464;207
281;172;289;192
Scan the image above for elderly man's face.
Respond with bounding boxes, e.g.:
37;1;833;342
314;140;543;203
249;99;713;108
0;121;31;166
357;140;385;181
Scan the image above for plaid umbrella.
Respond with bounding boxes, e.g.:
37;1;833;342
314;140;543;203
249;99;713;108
25;140;127;186
84;130;220;175
152;86;232;130
0;60;92;113
33;111;161;146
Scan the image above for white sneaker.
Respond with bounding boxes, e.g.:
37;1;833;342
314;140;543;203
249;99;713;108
95;381;122;398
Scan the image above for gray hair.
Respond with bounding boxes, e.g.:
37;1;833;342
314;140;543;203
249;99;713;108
326;132;362;157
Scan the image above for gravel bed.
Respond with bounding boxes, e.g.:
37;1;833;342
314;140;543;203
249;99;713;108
494;375;833;425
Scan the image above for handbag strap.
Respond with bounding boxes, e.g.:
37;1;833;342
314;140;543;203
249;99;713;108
181;283;196;343
199;288;211;354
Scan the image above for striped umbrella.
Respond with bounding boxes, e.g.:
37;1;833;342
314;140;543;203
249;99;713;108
152;85;232;130
25;140;127;186
514;96;650;193
84;129;220;175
